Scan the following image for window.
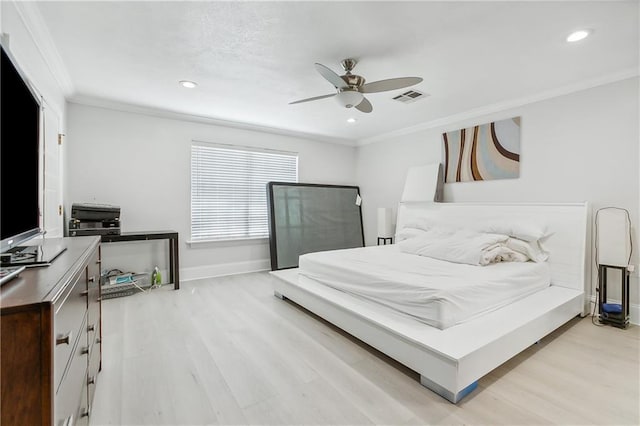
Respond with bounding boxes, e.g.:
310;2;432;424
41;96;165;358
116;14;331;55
191;142;298;241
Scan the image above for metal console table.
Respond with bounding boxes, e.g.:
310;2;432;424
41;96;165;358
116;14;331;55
101;230;180;289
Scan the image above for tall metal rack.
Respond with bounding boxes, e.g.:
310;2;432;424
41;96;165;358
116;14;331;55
598;264;630;328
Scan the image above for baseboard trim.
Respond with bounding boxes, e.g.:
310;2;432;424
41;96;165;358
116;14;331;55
181;259;270;282
589;295;639;325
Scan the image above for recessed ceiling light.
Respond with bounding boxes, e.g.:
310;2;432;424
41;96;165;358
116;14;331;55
566;29;591;43
347;118;357;123
179;80;198;88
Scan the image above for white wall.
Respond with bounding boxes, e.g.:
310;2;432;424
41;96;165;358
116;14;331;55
65;103;357;280
0;2;66;118
356;77;639;309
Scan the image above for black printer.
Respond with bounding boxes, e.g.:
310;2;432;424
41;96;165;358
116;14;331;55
69;203;121;236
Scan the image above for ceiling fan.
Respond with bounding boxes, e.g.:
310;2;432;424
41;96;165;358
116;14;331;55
289;58;423;113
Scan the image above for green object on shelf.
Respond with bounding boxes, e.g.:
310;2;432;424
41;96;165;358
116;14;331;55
152;266;162;285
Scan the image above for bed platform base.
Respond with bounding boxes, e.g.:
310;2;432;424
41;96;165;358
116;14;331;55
271;202;588;403
419;376;478;404
271;268;583;404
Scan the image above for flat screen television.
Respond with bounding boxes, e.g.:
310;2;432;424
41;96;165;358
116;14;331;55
1;45;43;253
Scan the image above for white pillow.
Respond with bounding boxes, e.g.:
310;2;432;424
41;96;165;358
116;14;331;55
397;224;461;242
396;227;427;242
478;221;550;242
402;217;440;232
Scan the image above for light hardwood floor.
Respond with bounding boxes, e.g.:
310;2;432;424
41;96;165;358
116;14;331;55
90;272;640;425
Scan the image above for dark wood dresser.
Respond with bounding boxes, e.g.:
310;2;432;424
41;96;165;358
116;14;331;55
1;236;102;426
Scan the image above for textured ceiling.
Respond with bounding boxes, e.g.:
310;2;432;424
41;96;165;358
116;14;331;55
36;1;639;144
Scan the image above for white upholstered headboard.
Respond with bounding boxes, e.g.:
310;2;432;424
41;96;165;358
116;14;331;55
396;202;590;304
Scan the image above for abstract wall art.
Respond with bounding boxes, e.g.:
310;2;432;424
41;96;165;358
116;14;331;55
442;117;521;183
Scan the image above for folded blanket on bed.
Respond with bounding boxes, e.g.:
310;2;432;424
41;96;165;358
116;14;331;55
398;227;533;265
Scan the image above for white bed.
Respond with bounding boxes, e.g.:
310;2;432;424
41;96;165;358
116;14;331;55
299;245;551;329
271;202;590;403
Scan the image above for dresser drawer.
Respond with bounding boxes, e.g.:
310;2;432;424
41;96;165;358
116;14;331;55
87;247;101;349
54;269;89;389
86;314;99;356
87;341;101;407
55;315;89;426
76;376;90;426
87;286;100;337
57;378;89;426
86;247;101;288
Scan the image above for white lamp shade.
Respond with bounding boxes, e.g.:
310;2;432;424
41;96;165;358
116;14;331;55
335;90;364;108
596;208;631;267
377;207;394;238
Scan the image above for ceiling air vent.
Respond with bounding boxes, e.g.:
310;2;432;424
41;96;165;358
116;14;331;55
392;90;428;104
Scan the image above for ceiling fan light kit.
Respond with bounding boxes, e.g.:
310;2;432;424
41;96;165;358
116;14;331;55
335;90;364;108
290;58;423;114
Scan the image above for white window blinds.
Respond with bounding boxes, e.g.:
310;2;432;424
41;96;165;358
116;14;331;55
191;142;298;241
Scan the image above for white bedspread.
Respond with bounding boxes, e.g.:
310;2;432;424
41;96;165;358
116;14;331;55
298;245;551;329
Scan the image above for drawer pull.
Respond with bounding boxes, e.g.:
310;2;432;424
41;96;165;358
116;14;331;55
80;408;89;418
88;375;96;385
87;324;95;332
88;276;96;283
81;346;90;355
56;331;72;346
96;337;102;344
80;289;89;297
59;414;73;426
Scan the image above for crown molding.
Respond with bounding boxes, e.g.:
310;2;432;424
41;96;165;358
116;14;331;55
67;95;358;147
13;0;74;96
357;68;639;146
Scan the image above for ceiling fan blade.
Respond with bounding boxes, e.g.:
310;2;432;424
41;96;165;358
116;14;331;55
314;63;348;89
360;77;423;93
355;97;372;113
289;93;336;105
